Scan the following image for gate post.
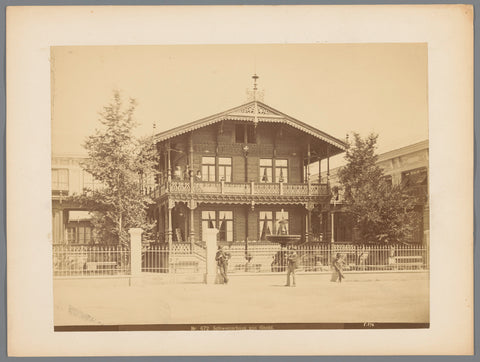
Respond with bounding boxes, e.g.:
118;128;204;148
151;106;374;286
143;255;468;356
129;228;143;278
204;228;219;284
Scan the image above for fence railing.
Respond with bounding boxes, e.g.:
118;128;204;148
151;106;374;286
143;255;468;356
52;244;130;277
141;242;206;274
223;243;429;274
53;242;428;277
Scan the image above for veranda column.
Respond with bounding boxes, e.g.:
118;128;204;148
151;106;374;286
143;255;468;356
167;140;172;183
188;199;197;247
305;202;314;243
307;140;311;184
157;204;162;242
60;208;65;243
167;199;174;246
331;211;335;243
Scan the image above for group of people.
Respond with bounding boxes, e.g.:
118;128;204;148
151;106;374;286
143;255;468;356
215;246;347;286
173;165;202;182
285;249;346;286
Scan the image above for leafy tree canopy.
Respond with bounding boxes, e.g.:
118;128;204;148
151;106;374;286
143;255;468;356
337;133;419;244
72;91;158;245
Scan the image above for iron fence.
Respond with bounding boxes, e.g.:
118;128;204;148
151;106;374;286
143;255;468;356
53;242;428;277
223;243;429;274
141;242;206;274
52;244;130;277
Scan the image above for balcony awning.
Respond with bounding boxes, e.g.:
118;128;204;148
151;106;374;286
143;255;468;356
402;169;428;187
68;210;92;222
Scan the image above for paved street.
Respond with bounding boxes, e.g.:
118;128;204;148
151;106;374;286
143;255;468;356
54;272;429;327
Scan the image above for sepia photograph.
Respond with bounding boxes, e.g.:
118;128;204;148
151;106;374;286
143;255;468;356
6;5;473;356
50;43;429;331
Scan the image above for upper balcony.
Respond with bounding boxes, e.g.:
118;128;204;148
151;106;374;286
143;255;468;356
150;180;330;200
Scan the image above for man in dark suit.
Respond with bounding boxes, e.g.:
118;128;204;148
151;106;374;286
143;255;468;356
215;246;230;284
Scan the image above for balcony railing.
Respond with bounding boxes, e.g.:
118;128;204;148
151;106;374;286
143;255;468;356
151;180;329;198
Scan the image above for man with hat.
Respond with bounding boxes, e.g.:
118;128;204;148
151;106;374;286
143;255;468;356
285;246;298;287
215;246;230;284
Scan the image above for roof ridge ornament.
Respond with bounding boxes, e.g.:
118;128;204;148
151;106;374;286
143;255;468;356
246;73;265;103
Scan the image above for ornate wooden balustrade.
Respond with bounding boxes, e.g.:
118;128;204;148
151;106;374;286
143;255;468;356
151;180;329;199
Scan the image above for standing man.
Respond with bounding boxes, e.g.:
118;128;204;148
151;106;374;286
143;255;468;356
215;246;230;284
285;247;298;287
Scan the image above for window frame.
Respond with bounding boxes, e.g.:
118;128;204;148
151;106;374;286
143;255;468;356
275;159;288;183
52;168;69;191
259;211;274;241
260;158;273;183
201;156;216;182
201;210;234;242
218;157;232;182
218;211;234;242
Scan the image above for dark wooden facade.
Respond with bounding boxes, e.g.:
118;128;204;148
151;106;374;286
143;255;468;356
148;101;346;245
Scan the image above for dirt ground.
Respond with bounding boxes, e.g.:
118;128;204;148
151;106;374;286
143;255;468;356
53;272;429;327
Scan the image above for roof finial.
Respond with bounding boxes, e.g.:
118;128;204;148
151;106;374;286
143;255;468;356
252;74;260;127
252;73;259;91
245;73;264;102
252;73;259;102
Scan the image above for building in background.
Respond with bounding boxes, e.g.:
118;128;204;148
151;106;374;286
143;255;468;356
51;155;98;244
313;140;429;244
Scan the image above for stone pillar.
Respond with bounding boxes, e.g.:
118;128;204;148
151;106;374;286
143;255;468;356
204;228;219;284
129;228;143;278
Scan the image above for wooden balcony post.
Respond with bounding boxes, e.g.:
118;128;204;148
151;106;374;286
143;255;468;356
307;139;311;181
167;140;172;184
330;211;335;243
279;180;283;195
326;145;330;188
167;200;174;246
251;181;255;195
305;202;314;243
318;157;322;184
221;179;225;194
188;199;197;247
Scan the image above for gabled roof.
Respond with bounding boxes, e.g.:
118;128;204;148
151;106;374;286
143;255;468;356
154;100;347;155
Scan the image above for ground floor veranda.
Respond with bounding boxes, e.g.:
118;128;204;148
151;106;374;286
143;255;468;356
52;198;428;245
150;199;342;245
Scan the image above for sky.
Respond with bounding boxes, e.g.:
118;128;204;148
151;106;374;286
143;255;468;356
51;43;428;168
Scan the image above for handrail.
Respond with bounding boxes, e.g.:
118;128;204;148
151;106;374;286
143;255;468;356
156;181;329;197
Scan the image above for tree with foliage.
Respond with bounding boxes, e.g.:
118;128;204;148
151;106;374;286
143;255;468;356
73;91;158;245
337;133;419;244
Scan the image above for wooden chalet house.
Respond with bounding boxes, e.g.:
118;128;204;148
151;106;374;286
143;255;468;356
149;98;346;246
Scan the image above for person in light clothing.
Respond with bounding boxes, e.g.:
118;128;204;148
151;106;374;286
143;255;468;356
331;253;346;283
285;247;298;287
